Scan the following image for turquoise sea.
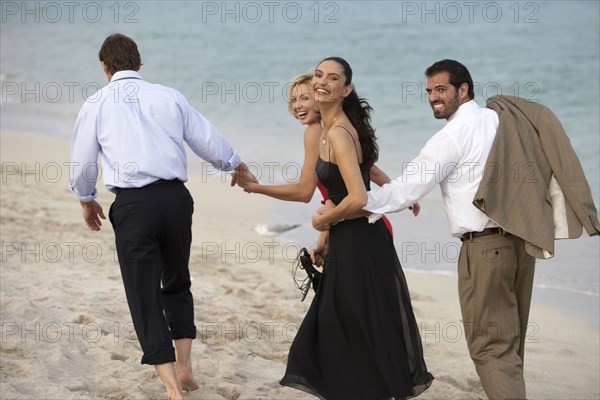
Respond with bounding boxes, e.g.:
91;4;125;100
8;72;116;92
2;1;599;325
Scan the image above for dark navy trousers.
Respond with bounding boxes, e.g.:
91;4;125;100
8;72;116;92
109;179;196;365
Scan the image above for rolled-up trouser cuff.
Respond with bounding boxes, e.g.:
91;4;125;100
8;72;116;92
171;326;197;341
141;345;176;365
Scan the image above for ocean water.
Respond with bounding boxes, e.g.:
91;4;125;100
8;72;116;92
2;1;599;322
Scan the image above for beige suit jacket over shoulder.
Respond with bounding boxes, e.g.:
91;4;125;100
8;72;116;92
475;95;599;259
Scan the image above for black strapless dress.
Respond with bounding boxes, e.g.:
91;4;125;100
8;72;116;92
280;158;433;399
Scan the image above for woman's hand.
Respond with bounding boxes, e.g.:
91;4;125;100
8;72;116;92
312;200;337;230
311;209;329;231
233;172;258;192
231;163;259;191
311;231;329;267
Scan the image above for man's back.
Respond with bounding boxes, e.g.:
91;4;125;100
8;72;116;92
76;70;189;188
71;70;239;197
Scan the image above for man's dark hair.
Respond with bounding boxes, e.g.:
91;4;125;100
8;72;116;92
425;59;474;100
98;33;142;75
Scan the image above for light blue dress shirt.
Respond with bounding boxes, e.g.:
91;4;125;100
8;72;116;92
70;70;241;201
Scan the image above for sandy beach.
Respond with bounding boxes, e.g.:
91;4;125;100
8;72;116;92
1;130;599;400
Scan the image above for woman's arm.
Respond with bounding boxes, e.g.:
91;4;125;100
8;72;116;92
237;124;321;203
369;164;391;186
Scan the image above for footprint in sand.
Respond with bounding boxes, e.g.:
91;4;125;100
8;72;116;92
3;296;43;321
140;369;158;382
0;346;27;359
110;352;129;362
410;292;433;302
0;359;25;382
65;380;89;392
232;288;253;300
435;374;479;393
213;345;235;356
251;350;288;363
254;281;282;295
73;314;96;324
216;385;241;400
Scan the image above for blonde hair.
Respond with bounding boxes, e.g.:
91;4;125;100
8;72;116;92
287;72;314;116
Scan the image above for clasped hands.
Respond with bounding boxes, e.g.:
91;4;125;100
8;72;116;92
230;163;258;191
311;200;338;232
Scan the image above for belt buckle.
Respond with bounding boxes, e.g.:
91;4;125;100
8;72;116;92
460;232;473;242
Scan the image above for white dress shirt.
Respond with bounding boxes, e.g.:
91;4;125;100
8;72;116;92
365;100;500;237
70;70;241;201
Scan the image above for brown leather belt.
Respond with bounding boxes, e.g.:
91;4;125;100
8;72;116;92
461;227;503;241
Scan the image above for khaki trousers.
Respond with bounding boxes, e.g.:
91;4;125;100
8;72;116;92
458;232;536;400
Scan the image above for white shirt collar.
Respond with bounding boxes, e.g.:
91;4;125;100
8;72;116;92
448;100;479;122
110;70;143;82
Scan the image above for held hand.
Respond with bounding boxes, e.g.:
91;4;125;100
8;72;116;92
409;202;421;217
314;200;342;228
232;171;258;193
80;200;105;231
231;162;258;188
312;209;334;232
230;171;239;188
312;199;344;231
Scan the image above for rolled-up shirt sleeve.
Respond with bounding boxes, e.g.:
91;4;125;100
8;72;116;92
70;102;101;202
365;131;462;223
181;98;241;171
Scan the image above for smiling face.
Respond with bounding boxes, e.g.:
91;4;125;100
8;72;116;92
426;71;465;120
311;60;351;104
290;83;320;125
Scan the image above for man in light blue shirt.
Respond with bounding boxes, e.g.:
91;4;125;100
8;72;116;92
70;33;254;399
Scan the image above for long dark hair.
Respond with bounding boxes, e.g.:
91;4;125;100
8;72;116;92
318;57;378;169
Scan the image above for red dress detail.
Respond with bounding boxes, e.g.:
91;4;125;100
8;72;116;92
316;181;393;237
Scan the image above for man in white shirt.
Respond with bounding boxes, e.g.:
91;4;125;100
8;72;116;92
70;33;254;400
364;60;535;399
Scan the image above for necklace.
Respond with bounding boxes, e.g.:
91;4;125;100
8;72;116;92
321;116;337;145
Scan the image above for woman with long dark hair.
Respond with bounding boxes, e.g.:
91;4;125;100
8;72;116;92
234;72;407;242
279;57;433;399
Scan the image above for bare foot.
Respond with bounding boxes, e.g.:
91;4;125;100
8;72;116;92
174;338;199;392
179;376;200;392
166;388;184;400
155;363;184;400
176;361;199;392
